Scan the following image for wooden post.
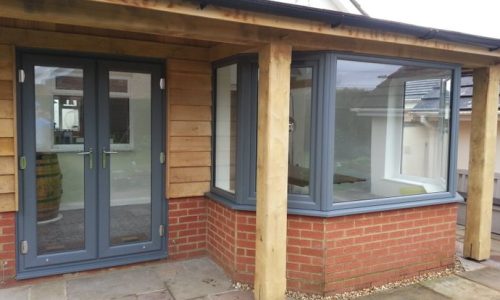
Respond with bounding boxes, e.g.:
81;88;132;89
254;41;292;300
464;65;500;260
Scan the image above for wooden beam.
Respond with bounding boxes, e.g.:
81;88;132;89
209;44;256;62
464;65;500;260
91;0;500;60
0;0;267;45
0;27;209;61
254;41;291;300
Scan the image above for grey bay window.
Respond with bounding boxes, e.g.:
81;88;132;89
210;53;461;216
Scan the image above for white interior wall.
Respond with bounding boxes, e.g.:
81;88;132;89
215;64;237;192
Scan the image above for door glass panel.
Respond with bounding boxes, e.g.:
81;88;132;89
35;66;85;254
108;71;152;246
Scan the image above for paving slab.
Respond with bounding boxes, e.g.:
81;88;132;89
67;267;165;300
420;275;500;300
152;260;186;279
0;285;30;300
458;267;500;292
165;258;232;300
30;280;66;300
457;256;485;272
210;290;254;300
137;289;175;300
356;285;449;300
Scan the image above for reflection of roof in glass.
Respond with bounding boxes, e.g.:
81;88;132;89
459;75;500;111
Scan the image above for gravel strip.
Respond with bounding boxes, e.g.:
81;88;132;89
233;256;465;300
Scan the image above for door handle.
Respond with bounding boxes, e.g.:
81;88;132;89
102;148;118;169
76;148;93;169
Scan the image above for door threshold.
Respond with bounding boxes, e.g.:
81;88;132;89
17;250;167;280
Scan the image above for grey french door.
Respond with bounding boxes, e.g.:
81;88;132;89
17;53;165;278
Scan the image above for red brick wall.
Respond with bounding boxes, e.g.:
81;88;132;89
286;216;325;293
0;212;15;279
205;199;457;295
206;201;326;294
206;200;236;277
323;204;457;295
167;197;207;260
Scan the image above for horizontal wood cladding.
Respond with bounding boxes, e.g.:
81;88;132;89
168;59;211;74
0;157;15;175
0;80;13;99
0;175;15;193
0;119;14;137
170;152;211;168
170;167;211;183
169;89;211;106
170;121;211;136
168;72;211;91
167;59;212;198
0;138;15;156
170;106;212;121
0;193;15;211
169;182;211;199
170;137;211;152
0;44;16;211
0;100;13;118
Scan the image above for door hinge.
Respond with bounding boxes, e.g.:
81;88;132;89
20;240;28;255
18;69;25;83
159;224;165;237
19;156;27;170
160;152;165;164
159;78;166;90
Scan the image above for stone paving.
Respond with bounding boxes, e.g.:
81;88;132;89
0;258;251;300
0;226;499;299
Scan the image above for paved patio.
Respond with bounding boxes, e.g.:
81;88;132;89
0;258;252;300
1;226;499;299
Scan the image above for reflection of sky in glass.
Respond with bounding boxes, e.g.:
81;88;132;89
336;60;400;90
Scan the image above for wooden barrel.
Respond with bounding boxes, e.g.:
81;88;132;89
36;153;63;222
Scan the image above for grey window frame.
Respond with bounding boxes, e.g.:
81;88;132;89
208;52;463;217
328;53;461;215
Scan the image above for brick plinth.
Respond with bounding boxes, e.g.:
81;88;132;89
167;197;208;260
206;199;457;295
0;212;15;280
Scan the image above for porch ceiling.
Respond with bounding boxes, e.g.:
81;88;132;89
0;0;499;67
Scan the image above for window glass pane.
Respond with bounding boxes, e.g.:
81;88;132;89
333;60;451;202
288;67;313;195
215;64;238;193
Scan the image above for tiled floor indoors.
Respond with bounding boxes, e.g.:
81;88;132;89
0;226;499;299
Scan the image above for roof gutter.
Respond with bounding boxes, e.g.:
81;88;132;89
197;0;500;51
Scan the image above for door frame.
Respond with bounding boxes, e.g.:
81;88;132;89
15;49;167;279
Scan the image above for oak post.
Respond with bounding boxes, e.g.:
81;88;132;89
464;65;500;260
254;41;292;300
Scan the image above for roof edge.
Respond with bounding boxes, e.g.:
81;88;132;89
198;0;500;51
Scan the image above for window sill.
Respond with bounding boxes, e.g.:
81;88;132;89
205;191;464;218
